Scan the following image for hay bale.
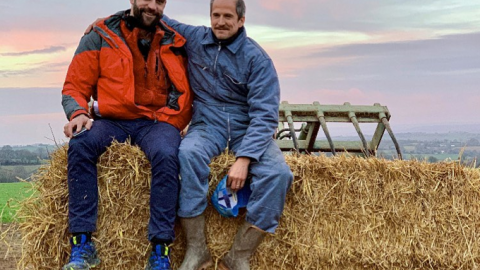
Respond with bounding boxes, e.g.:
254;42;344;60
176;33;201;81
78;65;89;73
13;142;480;269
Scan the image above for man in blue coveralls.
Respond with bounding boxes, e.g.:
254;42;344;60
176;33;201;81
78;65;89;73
163;0;293;269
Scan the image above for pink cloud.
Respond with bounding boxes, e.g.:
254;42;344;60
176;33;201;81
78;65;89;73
280;87;479;126
0;113;66;145
375;92;478;125
269;46;359;80
259;0;380;20
260;0;300;11
282;87;386;105
0;113;64;122
1;30;78;52
259;0;307;16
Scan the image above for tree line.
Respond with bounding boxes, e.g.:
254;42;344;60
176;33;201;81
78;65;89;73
0;145;53;183
0;145;50;165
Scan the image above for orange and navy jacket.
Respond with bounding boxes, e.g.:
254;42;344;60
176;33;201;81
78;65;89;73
61;10;192;130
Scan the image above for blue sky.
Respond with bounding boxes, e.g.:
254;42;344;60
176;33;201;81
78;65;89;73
0;0;479;145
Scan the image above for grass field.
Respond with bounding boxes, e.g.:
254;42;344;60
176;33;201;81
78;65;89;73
0;182;34;223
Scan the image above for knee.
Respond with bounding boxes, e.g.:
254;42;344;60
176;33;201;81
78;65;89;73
257;159;293;191
275;163;294;188
254;161;292;190
68;135;94;154
178;142;202;162
150;144;179;163
67;136;106;167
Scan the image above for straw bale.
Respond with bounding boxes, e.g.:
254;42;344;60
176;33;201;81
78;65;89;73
10;142;480;269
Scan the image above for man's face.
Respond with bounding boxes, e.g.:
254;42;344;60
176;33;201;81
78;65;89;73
211;0;245;40
130;0;166;27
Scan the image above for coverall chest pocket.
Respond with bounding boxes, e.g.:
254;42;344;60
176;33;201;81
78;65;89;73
190;56;214;88
219;71;248;97
191;56;210;72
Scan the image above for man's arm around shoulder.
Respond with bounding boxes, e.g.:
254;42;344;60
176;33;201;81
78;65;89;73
162;14;204;40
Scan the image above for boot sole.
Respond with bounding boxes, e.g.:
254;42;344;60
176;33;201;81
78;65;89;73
217;261;229;270
198;259;213;270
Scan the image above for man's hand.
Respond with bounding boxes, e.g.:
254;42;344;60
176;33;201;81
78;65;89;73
84;17;105;35
64;114;93;138
227;157;251;192
180;125;189;137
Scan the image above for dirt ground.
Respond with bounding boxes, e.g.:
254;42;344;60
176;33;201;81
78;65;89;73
0;223;21;270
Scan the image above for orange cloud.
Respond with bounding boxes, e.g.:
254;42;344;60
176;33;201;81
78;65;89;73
0;29;77;88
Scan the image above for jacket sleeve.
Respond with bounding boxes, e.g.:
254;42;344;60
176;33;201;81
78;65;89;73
162;15;202;40
235;59;280;162
61;31;101;120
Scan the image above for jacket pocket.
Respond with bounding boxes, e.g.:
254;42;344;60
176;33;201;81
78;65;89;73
189;57;214;91
219;71;248;98
190;57;212;75
100;54;126;80
223;72;246;85
96;54;128;117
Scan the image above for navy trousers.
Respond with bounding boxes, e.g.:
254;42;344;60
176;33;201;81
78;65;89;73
67;118;180;242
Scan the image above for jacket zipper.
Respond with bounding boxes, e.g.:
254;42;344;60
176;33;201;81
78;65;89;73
223;105;231;149
155;51;160;80
214;42;221;72
160;44;182;117
158;51;167;85
94;26;120;49
228;113;231;145
144;62;148;79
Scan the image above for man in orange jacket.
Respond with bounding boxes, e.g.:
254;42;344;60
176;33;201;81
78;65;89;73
61;1;192;269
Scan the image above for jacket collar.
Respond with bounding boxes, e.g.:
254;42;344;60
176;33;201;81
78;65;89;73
201;27;246;54
99;10;184;47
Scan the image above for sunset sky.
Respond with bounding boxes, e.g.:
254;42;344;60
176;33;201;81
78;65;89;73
0;0;479;146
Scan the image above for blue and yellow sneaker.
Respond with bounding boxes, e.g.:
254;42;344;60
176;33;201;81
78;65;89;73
62;234;101;270
145;244;171;270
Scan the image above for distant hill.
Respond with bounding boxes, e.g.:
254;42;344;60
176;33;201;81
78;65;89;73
387;132;480;142
395;123;480;134
10;144;59;153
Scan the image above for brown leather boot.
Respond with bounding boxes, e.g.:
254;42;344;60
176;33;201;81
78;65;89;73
218;221;266;270
178;214;213;270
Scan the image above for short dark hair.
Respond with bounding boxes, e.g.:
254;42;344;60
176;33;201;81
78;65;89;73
210;0;246;19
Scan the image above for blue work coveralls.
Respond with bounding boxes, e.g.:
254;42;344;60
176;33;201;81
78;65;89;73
164;16;293;233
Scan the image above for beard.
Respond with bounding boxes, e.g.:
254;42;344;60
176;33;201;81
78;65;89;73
132;2;162;28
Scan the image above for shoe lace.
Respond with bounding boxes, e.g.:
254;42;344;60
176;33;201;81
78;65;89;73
70;242;94;263
149;245;170;270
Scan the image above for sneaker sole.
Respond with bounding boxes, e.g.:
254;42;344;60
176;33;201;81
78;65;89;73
89;258;101;268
